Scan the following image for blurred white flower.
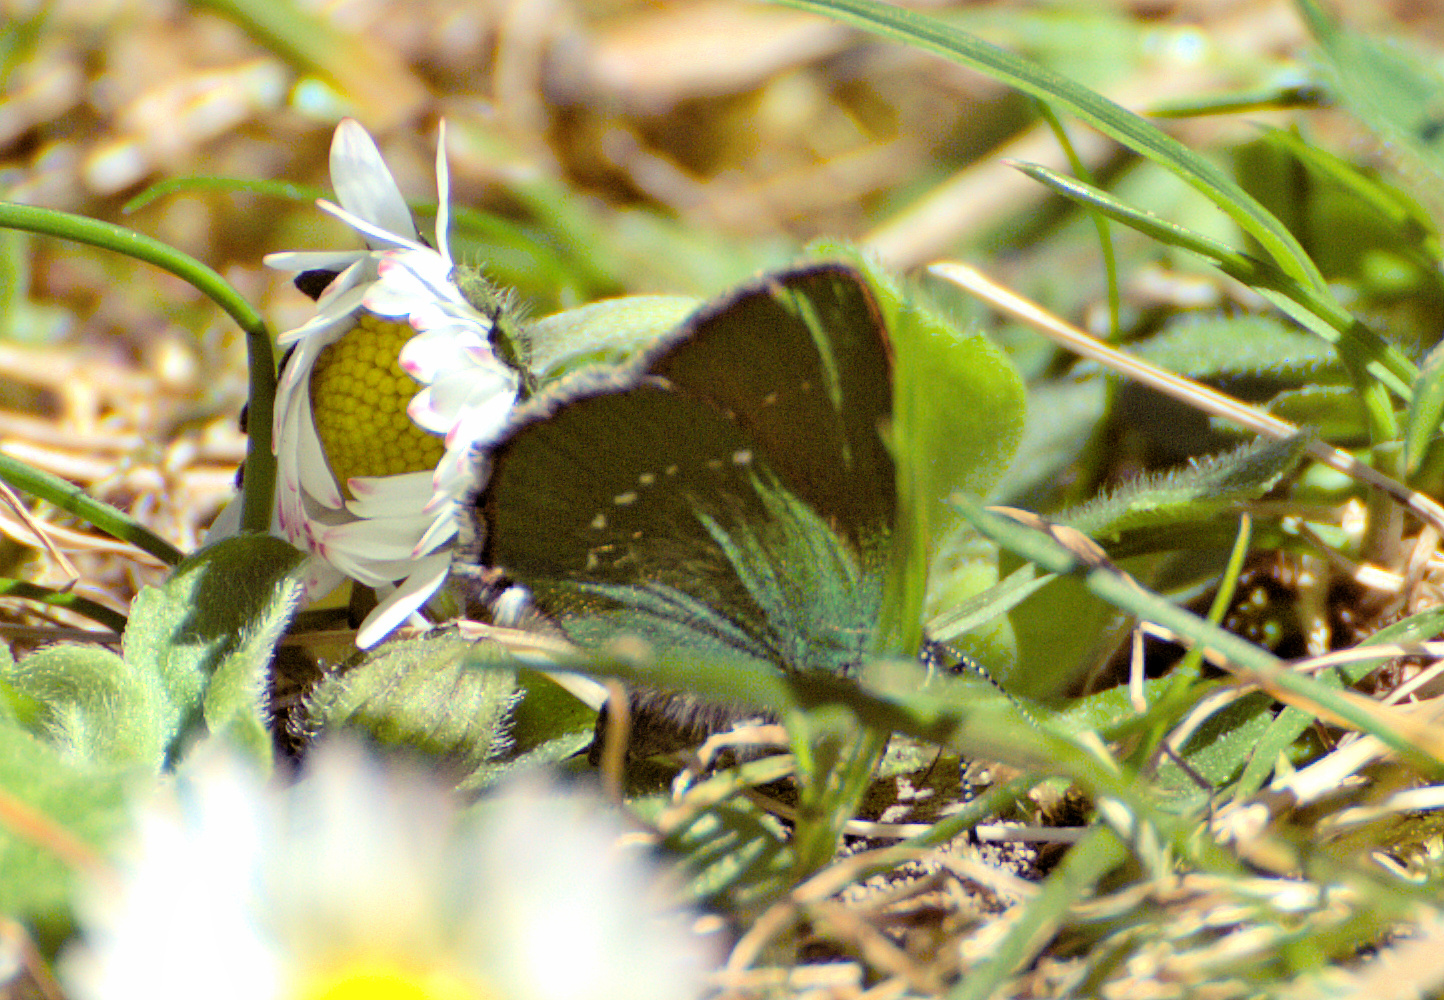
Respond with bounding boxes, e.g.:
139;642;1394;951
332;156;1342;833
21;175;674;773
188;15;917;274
262;119;520;648
65;743;718;1000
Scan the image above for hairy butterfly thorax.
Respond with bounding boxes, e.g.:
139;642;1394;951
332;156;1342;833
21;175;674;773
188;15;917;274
453;262;536;397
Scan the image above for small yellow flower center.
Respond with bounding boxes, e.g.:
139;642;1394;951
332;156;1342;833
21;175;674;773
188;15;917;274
295;959;485;1000
309;313;446;493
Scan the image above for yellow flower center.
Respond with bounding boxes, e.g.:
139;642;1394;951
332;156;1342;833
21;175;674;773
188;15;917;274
295;959;485;1000
309;313;446;493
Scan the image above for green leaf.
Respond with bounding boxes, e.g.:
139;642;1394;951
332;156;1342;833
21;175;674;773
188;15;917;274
991;564;1127;701
988;376;1109;507
836;250;1027;656
303;633;519;787
1128;315;1345;383
507;668;598;756
525;294;700;379
925;528;1020;674
1259;384;1366;441
771;0;1326;290
4;644;174;769
928;561;1043;651
123;534;307;766
0;722;130;929
1061;435;1310;539
1153;692;1275;810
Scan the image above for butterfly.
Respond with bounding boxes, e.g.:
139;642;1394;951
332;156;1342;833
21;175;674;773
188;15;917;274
468;263;898;724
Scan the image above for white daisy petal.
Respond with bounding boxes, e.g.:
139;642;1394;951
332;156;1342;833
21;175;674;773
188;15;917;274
295;395;344;510
386;247;459;299
398;327;489;382
434;120;453;267
354;553;452;648
431;442;475;495
329;119;418;244
359;279;429;319
413;503;460;556
317;199;426;254
417;369;514;433
405;388;451;434
263;249;365;273
322;515;434;562
446;390;518;451
296;555;345;603
66;743;717;1000
345;472;435;518
274;292;362;348
314;262;375;308
322;549;431;589
273;337;326;430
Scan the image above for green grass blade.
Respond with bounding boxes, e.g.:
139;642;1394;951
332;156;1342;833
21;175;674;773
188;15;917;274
123;177;323;215
1168;513;1252;690
1149;82;1328;118
0;579;127;633
1035;101;1120;339
1406;339;1444;473
0;453;183;567
954;497;1444;767
0;201;275;534
771;0;1327;290
1010;160;1416;399
1258;126;1440;258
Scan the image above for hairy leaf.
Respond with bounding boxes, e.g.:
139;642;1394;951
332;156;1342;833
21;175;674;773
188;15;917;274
304;633;519;786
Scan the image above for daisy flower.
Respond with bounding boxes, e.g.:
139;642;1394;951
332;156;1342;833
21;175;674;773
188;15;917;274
64;742;719;1000
263;119;520;648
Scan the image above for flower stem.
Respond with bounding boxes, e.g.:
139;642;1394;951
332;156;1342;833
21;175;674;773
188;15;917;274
0;201;277;534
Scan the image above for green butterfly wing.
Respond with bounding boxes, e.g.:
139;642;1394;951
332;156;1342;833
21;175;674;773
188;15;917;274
472;263;895;677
